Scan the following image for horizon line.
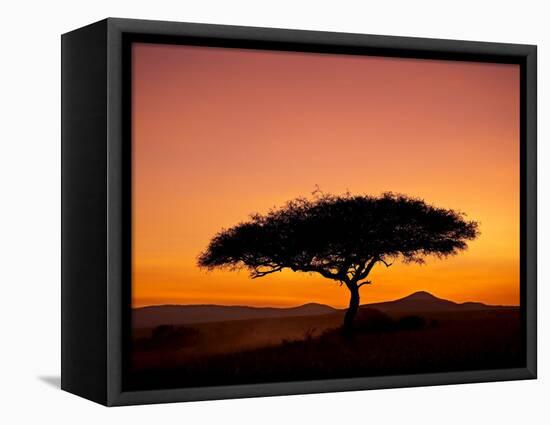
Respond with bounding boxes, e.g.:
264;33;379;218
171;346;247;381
132;290;520;310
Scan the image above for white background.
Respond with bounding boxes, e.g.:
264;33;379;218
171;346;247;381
0;0;547;423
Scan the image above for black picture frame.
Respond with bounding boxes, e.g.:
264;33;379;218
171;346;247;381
61;17;537;406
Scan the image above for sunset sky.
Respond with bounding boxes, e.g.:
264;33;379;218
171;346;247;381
132;43;520;308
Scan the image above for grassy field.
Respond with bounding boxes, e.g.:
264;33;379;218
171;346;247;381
129;307;523;390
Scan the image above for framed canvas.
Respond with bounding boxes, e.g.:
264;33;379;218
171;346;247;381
61;18;537;406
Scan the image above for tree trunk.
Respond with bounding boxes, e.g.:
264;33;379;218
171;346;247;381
343;286;360;334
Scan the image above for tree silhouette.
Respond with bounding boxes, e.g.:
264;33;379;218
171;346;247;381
198;193;479;333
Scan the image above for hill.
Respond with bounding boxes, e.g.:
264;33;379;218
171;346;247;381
133;302;337;328
366;291;513;314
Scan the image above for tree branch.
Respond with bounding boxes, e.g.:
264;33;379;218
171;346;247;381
291;264;341;281
379;258;393;267
357;280;372;288
251;266;284;278
355;256;379;282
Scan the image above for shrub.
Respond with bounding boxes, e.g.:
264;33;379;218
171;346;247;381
398;315;426;330
136;325;201;351
354;308;395;333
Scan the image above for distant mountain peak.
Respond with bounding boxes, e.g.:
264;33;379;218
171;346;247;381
298;302;332;308
402;291;440;300
363;290;512;314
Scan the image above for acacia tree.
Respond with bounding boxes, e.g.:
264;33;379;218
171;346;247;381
198;193;479;332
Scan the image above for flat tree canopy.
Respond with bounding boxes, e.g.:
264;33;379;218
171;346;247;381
198;192;479;331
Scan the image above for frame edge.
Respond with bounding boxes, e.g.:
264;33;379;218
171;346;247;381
102;17;538;406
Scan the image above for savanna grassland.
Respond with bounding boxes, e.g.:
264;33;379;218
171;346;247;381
128;293;522;390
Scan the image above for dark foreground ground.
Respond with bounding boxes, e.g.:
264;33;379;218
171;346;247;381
128;307;523;390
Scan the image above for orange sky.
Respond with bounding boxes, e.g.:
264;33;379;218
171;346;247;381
132;43;520;308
